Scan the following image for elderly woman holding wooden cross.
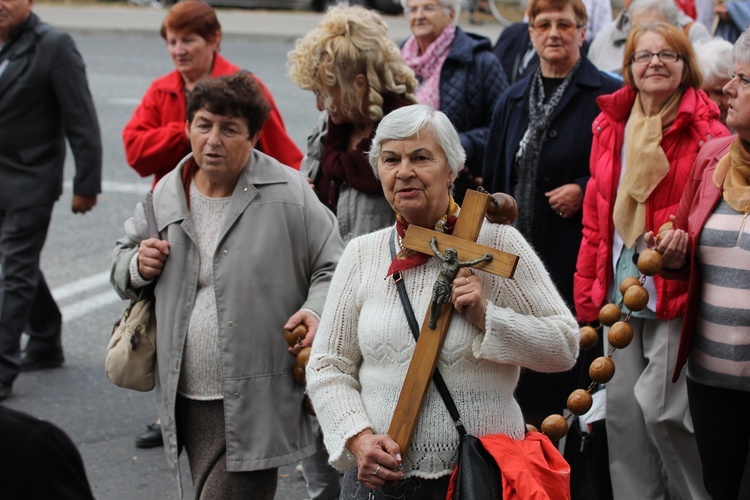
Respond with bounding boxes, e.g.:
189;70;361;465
306;104;579;499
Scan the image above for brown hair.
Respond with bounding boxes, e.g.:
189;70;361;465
527;0;588;25
187;72;271;137
623;21;702;90
160;0;221;47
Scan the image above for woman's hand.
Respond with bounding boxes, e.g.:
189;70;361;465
137;238;169;280
645;228;688;270
347;429;403;490
284;310;320;356
452;268;487;331
545;183;583;219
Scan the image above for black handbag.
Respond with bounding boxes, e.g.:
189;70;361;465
389;231;502;499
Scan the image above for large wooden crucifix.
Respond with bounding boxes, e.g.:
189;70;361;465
387;190;520;456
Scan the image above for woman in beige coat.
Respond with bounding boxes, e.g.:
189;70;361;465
111;73;344;499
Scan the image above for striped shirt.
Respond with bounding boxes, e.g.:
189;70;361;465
687;199;750;392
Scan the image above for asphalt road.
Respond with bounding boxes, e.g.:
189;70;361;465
1;29;323;500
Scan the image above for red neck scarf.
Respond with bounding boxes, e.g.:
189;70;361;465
386;197;460;278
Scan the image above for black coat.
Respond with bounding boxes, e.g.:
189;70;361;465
0;13;101;209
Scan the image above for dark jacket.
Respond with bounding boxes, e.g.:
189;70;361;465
482;55;620;308
439;27;508;180
0;13;101;209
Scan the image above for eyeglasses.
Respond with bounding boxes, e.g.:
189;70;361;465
530;19;585;33
631;50;681;64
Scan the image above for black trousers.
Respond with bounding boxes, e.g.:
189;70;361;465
0;205;61;384
687;377;750;500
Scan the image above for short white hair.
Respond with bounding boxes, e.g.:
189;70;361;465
400;0;462;17
734;27;750;66
629;0;681;27
694;38;734;84
368;105;465;179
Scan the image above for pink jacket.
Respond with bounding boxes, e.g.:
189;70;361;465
663;135;733;381
122;54;302;187
574;86;728;322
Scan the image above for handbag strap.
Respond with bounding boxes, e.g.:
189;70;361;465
145;190;158;239
389;229;467;437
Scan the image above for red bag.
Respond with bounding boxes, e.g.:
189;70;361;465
446;431;571;499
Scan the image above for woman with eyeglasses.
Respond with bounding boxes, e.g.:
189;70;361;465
575;21;728;500
643;27;750;499
482;0;620;434
399;0;507;203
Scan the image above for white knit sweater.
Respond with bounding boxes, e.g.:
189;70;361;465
306;223;579;479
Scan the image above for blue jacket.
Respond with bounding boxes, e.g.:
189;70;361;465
482;55;620;307
439;27;508;180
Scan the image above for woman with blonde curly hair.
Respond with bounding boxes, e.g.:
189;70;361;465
288;5;418;241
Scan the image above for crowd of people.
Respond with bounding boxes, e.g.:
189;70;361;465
2;0;749;498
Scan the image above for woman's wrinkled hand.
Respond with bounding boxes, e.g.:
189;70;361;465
452;268;487;331
645;228;688;271
283;310;320;356
138;238;169;280
545;183;583;219
347;429;403;490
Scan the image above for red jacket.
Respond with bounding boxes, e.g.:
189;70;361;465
663;135;733;381
122;53;302;186
574;86;728;322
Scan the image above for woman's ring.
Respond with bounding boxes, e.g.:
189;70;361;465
466;276;471;285
374;465;382;476
558;211;563;216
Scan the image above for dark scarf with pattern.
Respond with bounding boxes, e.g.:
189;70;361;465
513;57;582;239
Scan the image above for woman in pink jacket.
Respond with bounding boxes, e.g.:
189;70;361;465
646;27;750;499
574;22;728;500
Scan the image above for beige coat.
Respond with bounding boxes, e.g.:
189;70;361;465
112;151;344;494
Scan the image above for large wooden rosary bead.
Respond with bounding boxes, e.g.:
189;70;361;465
657;221;674;245
541;414;569;441
285;324;308;347
599;303;622;327
293;364;306;386
637;249;663;276
589;356;616;383
579;325;599;350
608;321;634;349
297;346;312;368
623;284;649;312
567;389;593;415
619;276;641;296
485;192;519;225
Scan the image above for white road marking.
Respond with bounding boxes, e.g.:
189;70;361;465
52;271;110;302
61;290;123;323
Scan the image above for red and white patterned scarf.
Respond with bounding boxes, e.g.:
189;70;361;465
401;24;456;110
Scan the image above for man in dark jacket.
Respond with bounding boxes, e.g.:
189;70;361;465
0;0;102;400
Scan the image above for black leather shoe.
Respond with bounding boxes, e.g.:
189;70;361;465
135;422;164;448
0;380;12;401
20;352;65;372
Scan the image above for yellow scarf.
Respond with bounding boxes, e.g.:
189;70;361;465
713;137;750;213
613;91;681;248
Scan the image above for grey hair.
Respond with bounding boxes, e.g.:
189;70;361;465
368;105;465;179
629;0;681;27
734;27;750;66
400;0;462;18
694;38;734;83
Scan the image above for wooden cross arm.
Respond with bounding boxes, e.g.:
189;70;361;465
403;225;519;279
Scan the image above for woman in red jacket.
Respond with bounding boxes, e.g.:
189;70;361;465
646;27;750;499
122;0;302;188
574;22;728;500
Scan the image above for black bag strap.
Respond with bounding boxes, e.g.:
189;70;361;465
144;190;158;239
389;229;467;437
